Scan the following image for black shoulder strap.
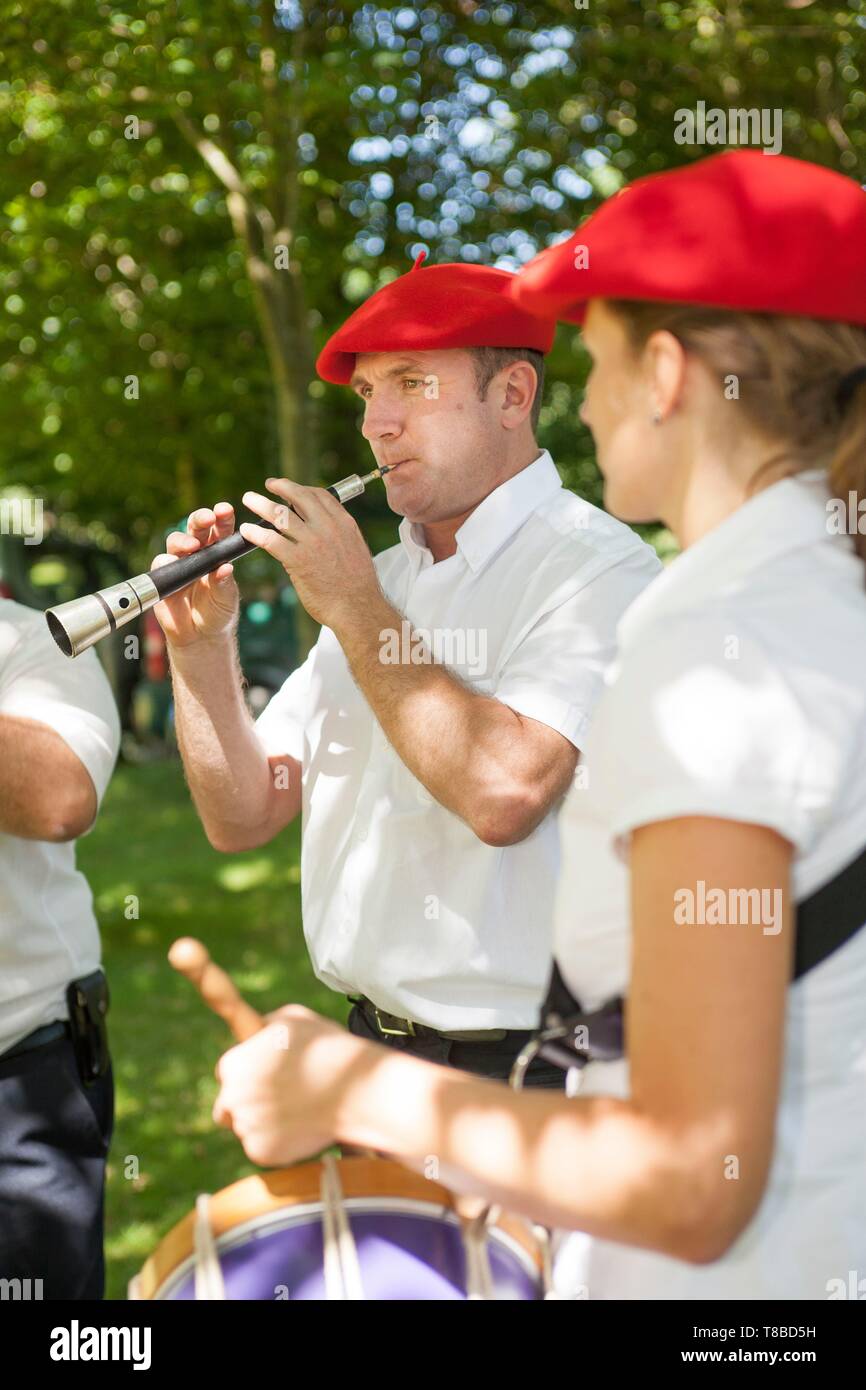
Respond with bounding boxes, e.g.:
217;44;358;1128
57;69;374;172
793;840;866;980
542;841;866;1057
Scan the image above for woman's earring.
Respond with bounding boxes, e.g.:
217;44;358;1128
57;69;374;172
652;408;663;425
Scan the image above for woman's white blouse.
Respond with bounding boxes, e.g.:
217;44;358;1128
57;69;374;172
552;470;866;1300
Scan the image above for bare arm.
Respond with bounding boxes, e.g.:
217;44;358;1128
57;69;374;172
331;816;792;1260
216;816;793;1264
330;588;577;846
152;503;301;853
0;712;96;841
241;482;578;846
168;637;301;853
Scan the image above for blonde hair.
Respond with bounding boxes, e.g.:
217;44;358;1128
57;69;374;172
606;300;866;566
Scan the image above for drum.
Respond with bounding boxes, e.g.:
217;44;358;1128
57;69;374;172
131;1155;545;1301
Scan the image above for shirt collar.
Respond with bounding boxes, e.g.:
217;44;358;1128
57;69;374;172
398;450;562;574
618;468;839;649
397;515;432;570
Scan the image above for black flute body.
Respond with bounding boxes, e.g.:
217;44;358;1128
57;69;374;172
149;518;279;602
45;470;386;657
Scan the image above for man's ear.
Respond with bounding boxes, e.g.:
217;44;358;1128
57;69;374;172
501;360;538;428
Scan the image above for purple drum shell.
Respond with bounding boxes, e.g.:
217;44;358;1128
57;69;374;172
158;1197;542;1301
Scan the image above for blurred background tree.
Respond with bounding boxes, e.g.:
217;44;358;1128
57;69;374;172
1;0;864;634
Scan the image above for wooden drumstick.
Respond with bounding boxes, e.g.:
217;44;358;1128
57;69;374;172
168;937;265;1042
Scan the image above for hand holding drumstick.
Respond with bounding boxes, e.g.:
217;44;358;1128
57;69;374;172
168;936;378;1163
169;940;492;1224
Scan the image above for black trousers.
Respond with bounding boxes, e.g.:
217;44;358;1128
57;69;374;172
0;1033;114;1300
347;1003;566;1088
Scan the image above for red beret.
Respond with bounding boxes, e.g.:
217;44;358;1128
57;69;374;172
511;151;866;326
316;255;557;384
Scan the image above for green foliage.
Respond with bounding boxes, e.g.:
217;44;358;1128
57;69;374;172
1;1;863;557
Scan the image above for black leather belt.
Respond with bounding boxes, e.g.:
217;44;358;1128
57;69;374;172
0;1020;70;1063
349;994;520;1044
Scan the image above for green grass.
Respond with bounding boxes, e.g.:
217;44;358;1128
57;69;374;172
77;758;348;1299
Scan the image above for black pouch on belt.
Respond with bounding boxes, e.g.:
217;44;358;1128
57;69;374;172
66;969;110;1086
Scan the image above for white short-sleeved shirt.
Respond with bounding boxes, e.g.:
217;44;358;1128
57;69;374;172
0;600;120;1055
256;451;661;1029
551;470;866;1299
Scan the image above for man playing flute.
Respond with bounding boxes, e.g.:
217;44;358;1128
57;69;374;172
152;257;660;1084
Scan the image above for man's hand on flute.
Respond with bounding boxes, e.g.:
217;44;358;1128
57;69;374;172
151;503;241;650
240;479;382;630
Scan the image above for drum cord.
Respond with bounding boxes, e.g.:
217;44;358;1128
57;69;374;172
462;1211;495;1300
188;1161;368;1301
194;1194;227;1300
320;1156;502;1300
462;1038;576;1301
321;1154;366;1300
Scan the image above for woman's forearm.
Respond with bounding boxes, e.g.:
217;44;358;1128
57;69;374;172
332;1041;727;1263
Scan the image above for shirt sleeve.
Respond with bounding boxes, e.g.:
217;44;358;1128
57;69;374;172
593;611;849;855
254;647;315;762
0;613;120;810
493;545;661;750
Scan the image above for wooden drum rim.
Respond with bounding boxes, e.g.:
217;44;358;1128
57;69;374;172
136;1155;542;1299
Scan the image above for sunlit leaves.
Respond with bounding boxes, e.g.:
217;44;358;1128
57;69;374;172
0;0;862;560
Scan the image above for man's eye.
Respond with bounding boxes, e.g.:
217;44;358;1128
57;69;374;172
402;378;423;390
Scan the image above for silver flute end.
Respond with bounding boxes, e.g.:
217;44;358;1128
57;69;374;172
45;572;160;658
